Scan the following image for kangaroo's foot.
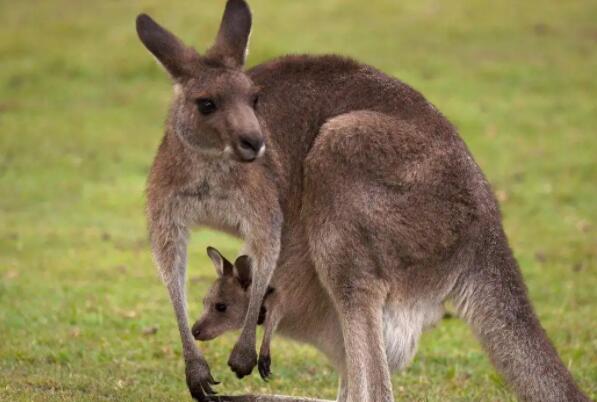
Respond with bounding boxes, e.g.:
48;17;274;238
186;357;220;401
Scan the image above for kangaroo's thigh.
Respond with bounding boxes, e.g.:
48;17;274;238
303;111;410;402
303;110;474;281
303;111;409;285
305;112;385;274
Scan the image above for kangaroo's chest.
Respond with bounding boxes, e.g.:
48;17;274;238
175;165;248;237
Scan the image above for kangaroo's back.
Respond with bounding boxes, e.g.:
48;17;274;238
247;54;463;221
249;54;455;154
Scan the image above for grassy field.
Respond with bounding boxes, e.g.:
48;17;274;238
0;0;595;400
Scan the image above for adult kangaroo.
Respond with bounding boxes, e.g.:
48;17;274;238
135;0;589;401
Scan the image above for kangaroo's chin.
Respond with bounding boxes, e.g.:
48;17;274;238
194;333;215;342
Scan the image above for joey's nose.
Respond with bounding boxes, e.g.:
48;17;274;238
191;323;202;340
236;135;264;162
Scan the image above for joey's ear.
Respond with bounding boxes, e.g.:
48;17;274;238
207;247;233;277
206;0;252;67
233;255;252;290
136;13;199;78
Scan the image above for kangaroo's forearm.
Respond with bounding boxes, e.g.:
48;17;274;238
242;238;281;381
226;214;282;377
240;241;280;341
259;312;280;357
148;205;188;279
241;211;282;330
149;220;196;353
166;275;200;360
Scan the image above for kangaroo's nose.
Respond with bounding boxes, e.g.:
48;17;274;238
191;323;202;340
236;135;264;162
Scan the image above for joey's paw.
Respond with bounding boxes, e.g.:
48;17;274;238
227;343;257;379
185;358;220;401
258;354;271;381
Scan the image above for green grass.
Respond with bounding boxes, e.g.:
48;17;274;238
0;0;595;400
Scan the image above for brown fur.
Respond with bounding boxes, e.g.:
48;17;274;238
136;1;589;401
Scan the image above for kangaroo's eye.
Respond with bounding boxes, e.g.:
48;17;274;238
252;94;259;109
196;98;217;115
214;303;227;313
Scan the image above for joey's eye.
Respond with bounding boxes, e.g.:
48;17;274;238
196;98;217;115
252;94;259;109
214;303;227;313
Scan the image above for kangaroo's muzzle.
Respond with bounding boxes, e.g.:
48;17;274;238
235;134;265;162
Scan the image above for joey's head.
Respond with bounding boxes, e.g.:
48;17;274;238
191;247;253;341
136;0;265;162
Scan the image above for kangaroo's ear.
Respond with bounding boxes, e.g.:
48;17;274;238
207;247;233;277
136;13;199;78
233;255;252;290
207;0;252;67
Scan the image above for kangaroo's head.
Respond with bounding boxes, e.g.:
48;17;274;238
191;247;253;341
136;0;264;162
192;247;273;341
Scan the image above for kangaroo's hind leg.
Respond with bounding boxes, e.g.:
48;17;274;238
301;109;465;401
302;111;426;402
306;244;392;402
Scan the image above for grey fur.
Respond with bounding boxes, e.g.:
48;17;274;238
136;1;589;401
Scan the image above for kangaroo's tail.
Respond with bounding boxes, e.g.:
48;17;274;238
451;226;589;402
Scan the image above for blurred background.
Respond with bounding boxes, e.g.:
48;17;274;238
0;0;595;400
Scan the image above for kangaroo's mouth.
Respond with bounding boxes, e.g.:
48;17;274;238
191;322;215;341
234;136;265;162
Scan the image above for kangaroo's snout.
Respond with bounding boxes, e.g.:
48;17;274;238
191;321;206;341
191;321;201;339
235;134;265;162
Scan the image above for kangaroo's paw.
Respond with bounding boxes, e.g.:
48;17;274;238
257;354;272;381
186;357;220;401
228;342;257;379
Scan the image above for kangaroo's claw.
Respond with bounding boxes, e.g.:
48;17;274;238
186;358;220;401
258;354;272;381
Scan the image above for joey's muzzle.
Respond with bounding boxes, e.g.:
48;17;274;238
235;134;265;162
191;320;212;341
